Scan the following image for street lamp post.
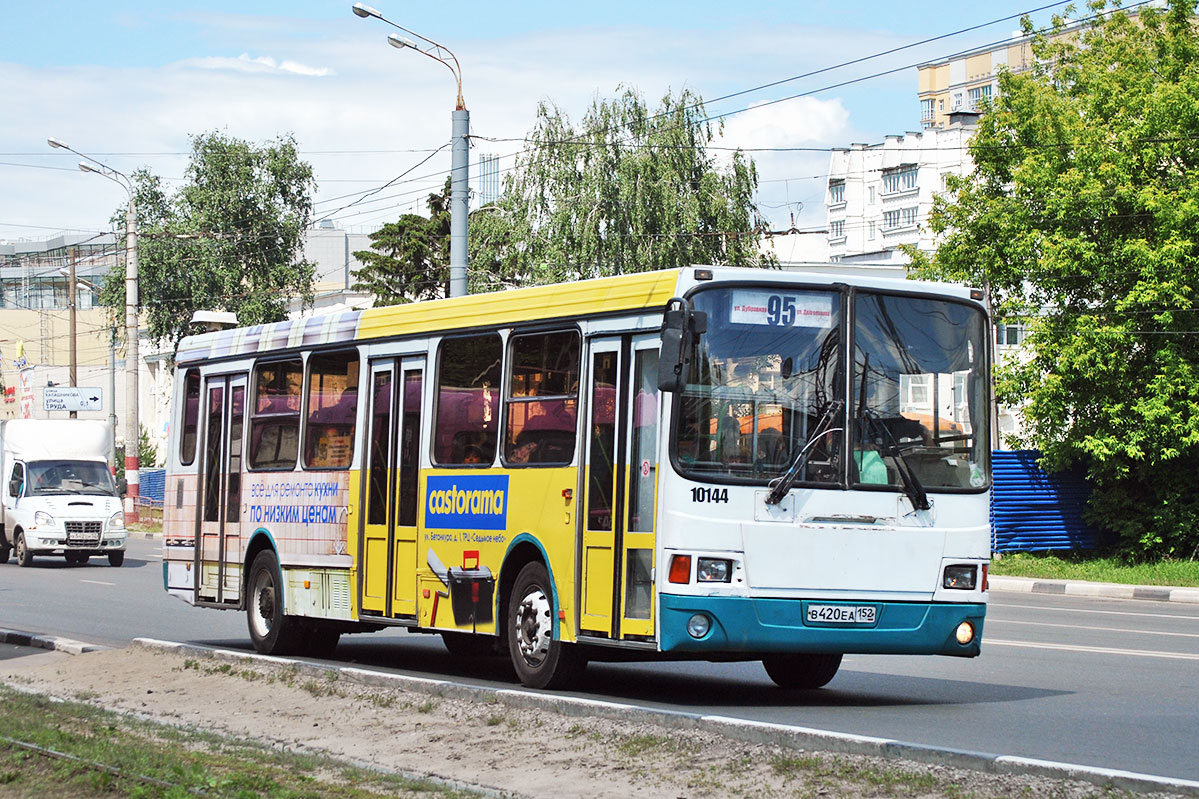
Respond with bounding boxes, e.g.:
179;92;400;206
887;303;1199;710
352;3;468;297
47;137;140;523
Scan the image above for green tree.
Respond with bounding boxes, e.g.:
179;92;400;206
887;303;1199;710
470;87;774;289
351;178;450;304
909;0;1199;559
102;131;317;348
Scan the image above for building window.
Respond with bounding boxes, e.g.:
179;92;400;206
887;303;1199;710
828;180;845;205
882;165;918;194
996;324;1026;347
883;208;918;230
868;221;877;240
829;220;845;239
868;185;876;204
920;99;935;121
968;84;993;109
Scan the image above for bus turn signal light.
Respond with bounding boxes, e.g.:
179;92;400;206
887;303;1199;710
668;554;692;584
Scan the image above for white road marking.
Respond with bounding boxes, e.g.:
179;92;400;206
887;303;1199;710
985;638;1199;660
989;618;1199;639
991;601;1199;621
79;579;116;587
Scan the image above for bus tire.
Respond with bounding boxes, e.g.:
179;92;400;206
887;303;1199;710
442;631;497;658
0;544;8;564
14;532;33;568
762;652;843;689
247;550;303;655
507;561;585;689
107;551;124;567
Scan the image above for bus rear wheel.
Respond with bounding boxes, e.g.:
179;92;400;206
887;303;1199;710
247;550;303;655
762;652;843;689
507;562;585;689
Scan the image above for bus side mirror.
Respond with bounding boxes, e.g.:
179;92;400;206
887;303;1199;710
117;479;128;498
658;298;706;393
8;479;19;498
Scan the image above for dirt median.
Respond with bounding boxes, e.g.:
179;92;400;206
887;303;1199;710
0;643;1184;799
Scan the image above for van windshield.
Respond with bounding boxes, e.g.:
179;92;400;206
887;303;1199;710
27;460;117;496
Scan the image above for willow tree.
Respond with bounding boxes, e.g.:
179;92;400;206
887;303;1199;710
470;87;773;289
909;0;1199;559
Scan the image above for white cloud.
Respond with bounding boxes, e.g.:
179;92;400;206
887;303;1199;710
178;53;333;77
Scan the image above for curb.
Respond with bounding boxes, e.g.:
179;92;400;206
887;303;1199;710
989;576;1199;604
130;637;1199;797
0;628;108;655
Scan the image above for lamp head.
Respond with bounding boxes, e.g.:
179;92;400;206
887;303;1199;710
47;137;68;149
78;162;100;174
352;2;381;18
387;33;415;49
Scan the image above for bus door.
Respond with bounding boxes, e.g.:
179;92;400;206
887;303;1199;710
195;373;248;606
359;358;424;618
580;335;661;639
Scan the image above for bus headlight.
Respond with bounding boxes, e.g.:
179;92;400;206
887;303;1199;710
34;510;55;528
955;621;976;645
697;558;731;583
108;512;125;531
943;565;977;590
686;614;711;639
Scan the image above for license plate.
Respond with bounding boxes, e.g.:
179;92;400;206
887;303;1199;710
806;604;876;624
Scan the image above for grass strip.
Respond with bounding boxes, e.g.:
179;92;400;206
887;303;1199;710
0;684;479;799
991;551;1199;587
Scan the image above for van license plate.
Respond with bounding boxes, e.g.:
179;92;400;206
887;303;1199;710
806;605;876;624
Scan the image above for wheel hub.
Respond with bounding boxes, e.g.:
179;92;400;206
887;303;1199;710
514;588;552;665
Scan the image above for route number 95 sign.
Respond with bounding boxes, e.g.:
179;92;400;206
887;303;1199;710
729;290;834;328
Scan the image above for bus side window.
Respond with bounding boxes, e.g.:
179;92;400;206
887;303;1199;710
505;330;580;466
249;358;303;470
303;350;360;470
435;334;503;465
179;369;201;466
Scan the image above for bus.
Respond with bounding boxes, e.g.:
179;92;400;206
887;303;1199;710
162;266;992;690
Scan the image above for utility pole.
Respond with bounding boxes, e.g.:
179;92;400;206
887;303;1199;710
68;246;77;419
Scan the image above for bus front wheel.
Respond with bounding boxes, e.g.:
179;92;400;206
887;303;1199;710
247;550;303;655
507;562;585;689
762;652;843;689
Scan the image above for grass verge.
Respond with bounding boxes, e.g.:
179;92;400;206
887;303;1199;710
0;684;478;799
991;551;1199;587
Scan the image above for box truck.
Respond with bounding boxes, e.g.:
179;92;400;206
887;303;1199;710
0;419;127;567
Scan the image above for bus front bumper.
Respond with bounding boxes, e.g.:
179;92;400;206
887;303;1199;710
659;594;986;658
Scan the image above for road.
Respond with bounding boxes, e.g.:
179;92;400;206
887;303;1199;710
2;536;1197;782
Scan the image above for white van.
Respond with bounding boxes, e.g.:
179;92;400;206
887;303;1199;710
0;420;127;567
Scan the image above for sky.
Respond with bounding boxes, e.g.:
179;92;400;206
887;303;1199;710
0;0;1074;242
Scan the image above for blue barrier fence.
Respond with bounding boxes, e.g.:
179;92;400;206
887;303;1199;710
990;450;1101;553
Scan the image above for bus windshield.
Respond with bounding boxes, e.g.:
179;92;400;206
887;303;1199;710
27;460;118;496
672;285;990;492
674;286;843;484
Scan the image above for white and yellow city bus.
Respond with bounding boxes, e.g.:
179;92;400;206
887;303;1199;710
163;266;992;689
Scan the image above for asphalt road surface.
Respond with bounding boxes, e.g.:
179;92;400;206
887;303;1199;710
2;536;1196;782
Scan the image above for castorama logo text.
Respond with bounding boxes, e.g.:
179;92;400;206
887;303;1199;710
425;474;509;530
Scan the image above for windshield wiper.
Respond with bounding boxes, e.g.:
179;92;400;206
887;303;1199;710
860;410;930;511
766;401;843;505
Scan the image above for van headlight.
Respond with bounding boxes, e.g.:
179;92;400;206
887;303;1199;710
34;510;55;527
108;512;125;531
